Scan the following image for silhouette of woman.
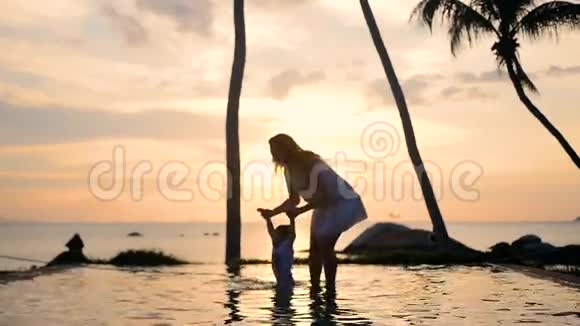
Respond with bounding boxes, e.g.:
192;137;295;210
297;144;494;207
258;134;367;292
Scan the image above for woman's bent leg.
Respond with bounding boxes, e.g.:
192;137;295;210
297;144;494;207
309;233;322;290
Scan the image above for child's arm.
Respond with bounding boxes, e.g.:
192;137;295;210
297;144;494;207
264;216;277;243
289;216;296;242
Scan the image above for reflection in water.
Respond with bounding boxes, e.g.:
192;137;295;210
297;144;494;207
224;288;243;324
270;286;295;325
224;268;244;324
309;288;336;324
223;267;373;325
309;289;372;325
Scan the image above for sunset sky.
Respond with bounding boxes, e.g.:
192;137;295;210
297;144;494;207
1;0;579;223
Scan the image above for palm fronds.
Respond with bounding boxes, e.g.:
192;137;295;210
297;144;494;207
411;0;499;55
514;0;539;20
410;0;580;166
493;0;537;28
515;1;580;39
471;0;499;20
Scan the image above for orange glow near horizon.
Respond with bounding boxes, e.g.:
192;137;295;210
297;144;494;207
0;0;579;223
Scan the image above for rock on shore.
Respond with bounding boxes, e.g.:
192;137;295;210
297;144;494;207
47;233;89;266
343;223;481;258
490;234;579;266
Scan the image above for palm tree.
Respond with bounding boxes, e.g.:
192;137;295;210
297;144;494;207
411;0;580;168
225;0;246;266
359;0;450;240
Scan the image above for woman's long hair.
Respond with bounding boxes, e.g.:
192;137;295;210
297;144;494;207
269;134;321;175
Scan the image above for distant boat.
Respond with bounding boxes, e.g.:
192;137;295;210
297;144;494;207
203;232;210;236
127;232;143;237
212;232;219;236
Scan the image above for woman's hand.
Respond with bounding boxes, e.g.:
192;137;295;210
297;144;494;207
257;208;274;219
285;203;315;219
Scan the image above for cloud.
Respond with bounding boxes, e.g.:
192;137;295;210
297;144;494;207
455;70;509;83
102;5;148;45
441;86;462;98
0;102;268;146
440;86;490;101
247;0;311;9
365;73;443;109
402;75;444;105
545;65;580;77
266;70;326;100
136;0;214;36
365;72;497;109
454;65;580;84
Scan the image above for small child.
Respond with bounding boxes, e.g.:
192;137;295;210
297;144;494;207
258;209;295;289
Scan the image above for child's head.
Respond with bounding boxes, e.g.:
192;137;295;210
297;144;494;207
274;225;291;245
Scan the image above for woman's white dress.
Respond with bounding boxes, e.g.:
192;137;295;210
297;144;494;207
286;162;367;241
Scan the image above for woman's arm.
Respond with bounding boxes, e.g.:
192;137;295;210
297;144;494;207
286;201;317;218
289;202;315;217
258;196;299;220
287;168;338;218
270;192;300;217
258;170;300;218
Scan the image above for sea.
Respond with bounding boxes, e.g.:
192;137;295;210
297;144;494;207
1;220;579;271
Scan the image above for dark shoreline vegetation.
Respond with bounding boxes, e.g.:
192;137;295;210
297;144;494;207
46;248;189;267
94;250;188;267
55;247;580;272
42;248;486;267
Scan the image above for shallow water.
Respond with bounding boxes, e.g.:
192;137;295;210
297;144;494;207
1;265;578;325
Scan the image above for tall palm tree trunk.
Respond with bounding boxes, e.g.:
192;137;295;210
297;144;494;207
225;0;246;266
506;58;580;169
359;0;449;239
